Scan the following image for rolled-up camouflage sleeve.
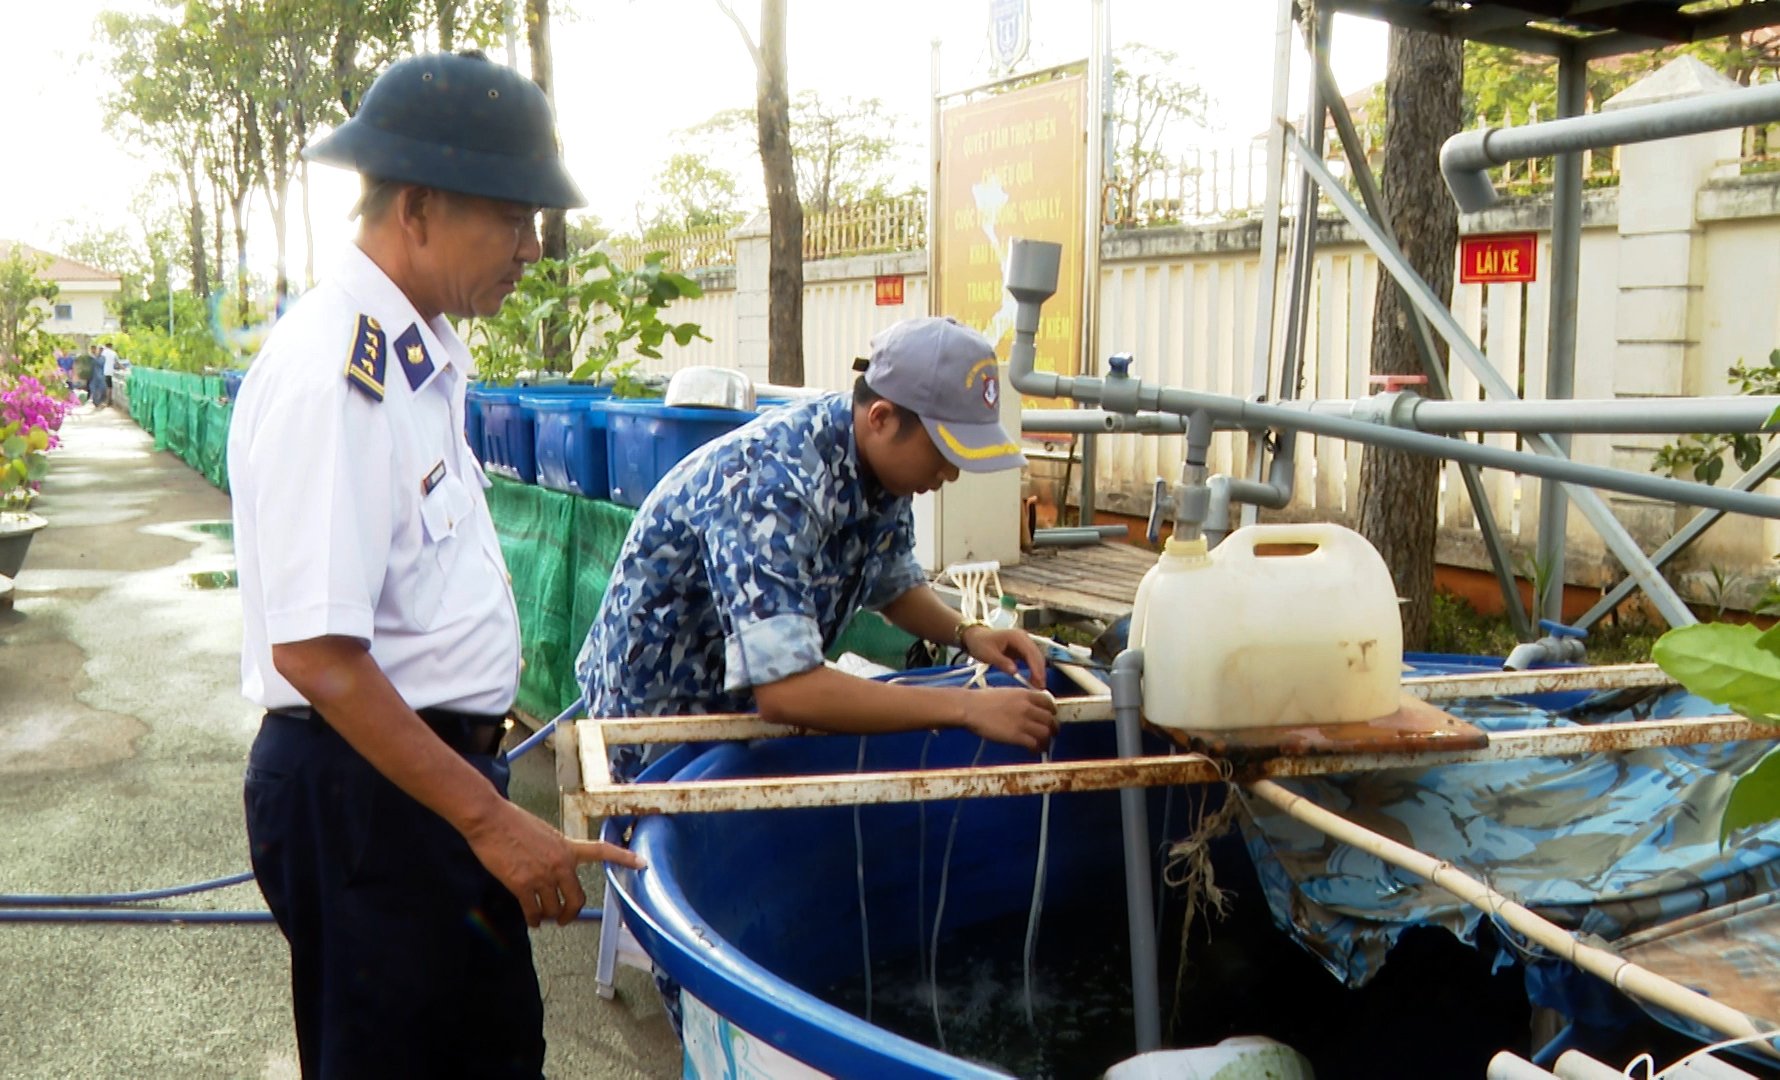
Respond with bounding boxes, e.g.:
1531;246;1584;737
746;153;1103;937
698;456;828;693
859;501;926;611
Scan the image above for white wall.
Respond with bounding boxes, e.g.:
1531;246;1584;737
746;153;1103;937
628;176;1780;608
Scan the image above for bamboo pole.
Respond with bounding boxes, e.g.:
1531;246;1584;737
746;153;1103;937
1246;777;1777;1054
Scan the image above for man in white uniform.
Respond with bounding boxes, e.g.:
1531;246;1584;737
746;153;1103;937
227;51;642;1078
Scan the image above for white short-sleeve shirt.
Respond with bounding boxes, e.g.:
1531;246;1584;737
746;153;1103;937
228;244;521;715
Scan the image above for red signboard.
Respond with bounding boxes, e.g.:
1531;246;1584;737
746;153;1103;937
874;275;905;306
1460;232;1538;284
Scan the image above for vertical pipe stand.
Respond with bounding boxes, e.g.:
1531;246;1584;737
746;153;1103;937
1110;649;1162;1053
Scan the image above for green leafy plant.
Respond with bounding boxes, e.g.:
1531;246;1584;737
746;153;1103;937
1652;349;1780;484
1653;622;1780;843
465;249;707;389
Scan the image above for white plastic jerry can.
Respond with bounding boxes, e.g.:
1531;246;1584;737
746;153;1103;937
1129;523;1404;731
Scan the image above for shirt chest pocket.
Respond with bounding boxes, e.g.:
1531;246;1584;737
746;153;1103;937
413;474;475;628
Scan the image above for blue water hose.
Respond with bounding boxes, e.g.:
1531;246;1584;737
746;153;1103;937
1;700;597;925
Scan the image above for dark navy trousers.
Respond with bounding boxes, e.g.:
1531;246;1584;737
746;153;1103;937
245;712;545;1079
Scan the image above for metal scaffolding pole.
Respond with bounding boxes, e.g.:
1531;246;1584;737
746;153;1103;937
1289;137;1698;627
1241;0;1299;528
1538;46;1588;625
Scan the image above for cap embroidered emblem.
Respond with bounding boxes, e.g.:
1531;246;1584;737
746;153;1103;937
982;373;999;408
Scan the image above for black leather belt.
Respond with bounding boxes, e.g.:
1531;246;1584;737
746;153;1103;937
271;706;512;756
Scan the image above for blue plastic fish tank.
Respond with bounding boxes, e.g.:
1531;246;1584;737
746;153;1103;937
601;660;1780;1078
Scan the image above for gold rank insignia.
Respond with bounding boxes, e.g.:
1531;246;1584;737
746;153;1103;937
393;323;435;391
344;314;386;401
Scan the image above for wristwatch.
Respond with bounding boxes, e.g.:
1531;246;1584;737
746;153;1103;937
953;618;988;649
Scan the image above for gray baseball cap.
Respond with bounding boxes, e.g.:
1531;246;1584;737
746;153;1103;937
861;316;1025;473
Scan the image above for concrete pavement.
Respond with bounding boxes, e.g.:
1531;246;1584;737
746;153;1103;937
0;404;680;1078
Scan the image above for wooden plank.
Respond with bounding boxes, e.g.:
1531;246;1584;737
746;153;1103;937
1170;694;1489;764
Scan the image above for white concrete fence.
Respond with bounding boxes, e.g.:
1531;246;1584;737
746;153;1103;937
637;62;1780;611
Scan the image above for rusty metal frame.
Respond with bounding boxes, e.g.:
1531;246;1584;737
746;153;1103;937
562;712;1765;820
569;663;1676;753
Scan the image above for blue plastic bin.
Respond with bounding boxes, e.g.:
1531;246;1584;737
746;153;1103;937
525;388;614;499
220;369;247;402
464;385;491;463
478;386;536;483
605;400;759;508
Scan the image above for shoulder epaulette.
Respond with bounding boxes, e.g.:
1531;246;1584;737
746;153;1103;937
344;314;386;401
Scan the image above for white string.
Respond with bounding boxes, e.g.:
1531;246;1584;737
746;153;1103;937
1649;1028;1780;1077
1022;747;1052;1030
929;737;989;1051
943;561;1004;626
853;736;872;1024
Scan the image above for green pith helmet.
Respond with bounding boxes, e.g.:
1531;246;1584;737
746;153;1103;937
304;51;584;210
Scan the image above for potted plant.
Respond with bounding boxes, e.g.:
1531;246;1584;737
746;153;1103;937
0;371;72;578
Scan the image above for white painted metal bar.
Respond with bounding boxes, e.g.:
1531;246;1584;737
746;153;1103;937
1405;663;1675;701
1247;776;1776;1054
566;714;1768;818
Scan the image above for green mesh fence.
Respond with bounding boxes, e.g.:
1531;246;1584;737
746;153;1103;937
121;369;232;492
486;478;637;720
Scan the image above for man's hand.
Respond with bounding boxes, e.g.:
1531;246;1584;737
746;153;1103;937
463;801;647;928
960;686;1058;753
961;625;1048;688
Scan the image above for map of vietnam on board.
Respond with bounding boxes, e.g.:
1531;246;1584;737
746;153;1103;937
938;73;1086;406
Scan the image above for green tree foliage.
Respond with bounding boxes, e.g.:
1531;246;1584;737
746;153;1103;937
643;154;745;238
99;1;522;325
0;249;58;366
112;293;233;375
688;91;911;215
1109;44;1208;196
565;214;611;255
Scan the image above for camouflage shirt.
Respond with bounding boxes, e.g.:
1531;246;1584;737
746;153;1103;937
576;394;925;731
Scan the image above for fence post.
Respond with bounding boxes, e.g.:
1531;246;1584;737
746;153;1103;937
1605;57;1744;541
730;211;772;385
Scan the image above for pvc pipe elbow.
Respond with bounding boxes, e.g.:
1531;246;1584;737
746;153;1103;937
1440;130;1501;214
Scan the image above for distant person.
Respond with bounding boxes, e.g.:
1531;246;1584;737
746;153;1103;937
54;349;75;393
100;342;119;402
86;344;106;408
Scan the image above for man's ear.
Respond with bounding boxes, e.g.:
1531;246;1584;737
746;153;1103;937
394;185;434;243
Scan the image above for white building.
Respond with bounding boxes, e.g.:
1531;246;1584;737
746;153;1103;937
0;240;122;343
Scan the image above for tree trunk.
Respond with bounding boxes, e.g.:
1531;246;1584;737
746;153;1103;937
526;0;570;370
184;155;208;299
1355;27;1463;650
301;155;315;290
757;0;803;386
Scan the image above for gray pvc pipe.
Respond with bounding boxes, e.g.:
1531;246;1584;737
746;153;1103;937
1150;386;1780;520
1021;410;1189;435
1304;394;1780;435
1031;525;1128;547
1109;649;1161;1054
1442;79;1780;212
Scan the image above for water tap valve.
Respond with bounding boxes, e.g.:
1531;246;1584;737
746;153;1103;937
1146;478;1172;544
1102;353;1142;414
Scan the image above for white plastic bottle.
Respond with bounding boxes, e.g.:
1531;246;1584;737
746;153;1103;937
988;593;1020;631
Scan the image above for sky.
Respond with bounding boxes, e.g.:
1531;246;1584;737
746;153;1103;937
0;0;1387;283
